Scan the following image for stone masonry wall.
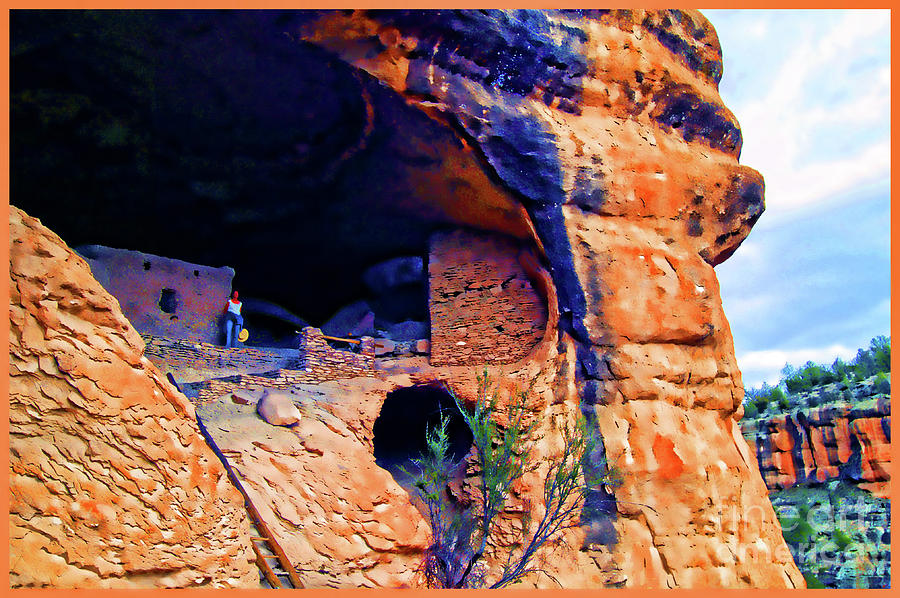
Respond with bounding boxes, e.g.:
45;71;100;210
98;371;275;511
141;333;299;383
429;229;547;366
298;326;375;379
195;327;375;402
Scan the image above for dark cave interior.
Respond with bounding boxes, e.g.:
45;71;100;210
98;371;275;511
10;10;534;328
372;384;473;481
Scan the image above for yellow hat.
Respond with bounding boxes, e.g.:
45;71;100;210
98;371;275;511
238;328;249;343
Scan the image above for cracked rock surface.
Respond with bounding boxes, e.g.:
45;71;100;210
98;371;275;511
9;9;805;588
8;206;258;588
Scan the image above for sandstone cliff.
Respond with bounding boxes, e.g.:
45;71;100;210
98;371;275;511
8;206;257;588
9;9;804;589
742;383;890;499
296;9;801;588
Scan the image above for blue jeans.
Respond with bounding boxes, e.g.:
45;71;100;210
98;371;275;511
224;313;244;348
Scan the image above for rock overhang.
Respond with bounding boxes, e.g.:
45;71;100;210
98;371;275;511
10;9;764;329
10;9;539;325
9;9;806;589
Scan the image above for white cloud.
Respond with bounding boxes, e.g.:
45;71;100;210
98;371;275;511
727;239;763;263
705;10;891;388
745;19;769;39
723;10;890;223
767;140;890;215
737;344;859;387
721;292;777;321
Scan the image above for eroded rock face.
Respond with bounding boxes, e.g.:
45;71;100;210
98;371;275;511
197;381;431;588
9;9;803;589
742;395;891;499
8;206;257;588
297;8;799;589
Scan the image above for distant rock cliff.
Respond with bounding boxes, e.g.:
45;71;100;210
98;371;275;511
741;376;890;498
740;376;891;589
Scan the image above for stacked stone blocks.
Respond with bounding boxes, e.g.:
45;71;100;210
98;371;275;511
142;334;298;377
428;229;547;366
195;327;374;402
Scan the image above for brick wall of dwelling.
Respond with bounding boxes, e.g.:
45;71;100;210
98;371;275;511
428;229;547;366
192;327;375;402
297;327;375;379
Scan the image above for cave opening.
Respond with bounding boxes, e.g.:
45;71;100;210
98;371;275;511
373;384;473;484
10;10;542;348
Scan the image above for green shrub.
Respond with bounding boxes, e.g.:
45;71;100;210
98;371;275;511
405;371;617;588
872;373;890;396
870;335;890;373
833;528;853;550
770;337;889;398
781;517;815;545
743;401;759;418
803;572;826;588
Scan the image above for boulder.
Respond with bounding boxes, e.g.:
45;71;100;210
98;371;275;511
387;319;429;341
256;390;303;426
373;338;396;356
362;256;424;295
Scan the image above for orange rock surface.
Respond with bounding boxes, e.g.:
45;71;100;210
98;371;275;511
296;9;803;588
8;206;257;588
8;9;807;590
743;398;891;499
196;381;431;588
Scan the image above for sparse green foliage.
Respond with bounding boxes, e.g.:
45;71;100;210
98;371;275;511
772;484;888;589
869;336;890;373
833;528;853;551
784;361;835;393
747;337;890;407
406;371;615;589
803;572;827;588
743;400;759;418
872;372;891;396
772;386;790;410
780;514;815;545
832;357;851;383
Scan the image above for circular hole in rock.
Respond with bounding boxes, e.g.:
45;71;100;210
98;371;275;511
373;384;473;486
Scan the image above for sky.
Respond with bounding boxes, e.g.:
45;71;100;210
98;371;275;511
701;9;891;388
